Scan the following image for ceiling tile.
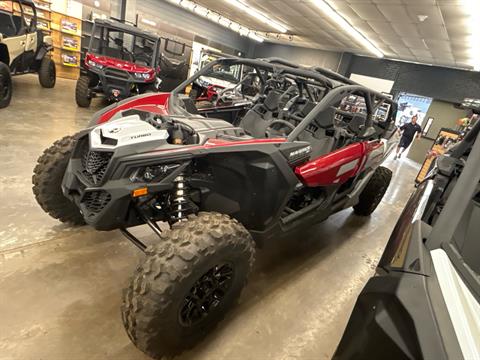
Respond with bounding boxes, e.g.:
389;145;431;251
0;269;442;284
418;24;449;40
191;0;475;70
391;22;420;38
367;21;397;35
402;37;427;49
377;4;411;22
349;3;385;21
406;5;444;25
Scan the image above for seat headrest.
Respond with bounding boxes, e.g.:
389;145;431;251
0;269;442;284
348;114;367;134
313;107;336;129
263;90;283;112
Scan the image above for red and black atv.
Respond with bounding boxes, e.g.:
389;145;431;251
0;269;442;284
75;19;161;108
33;57;399;359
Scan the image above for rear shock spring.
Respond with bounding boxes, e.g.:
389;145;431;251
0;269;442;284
169;174;196;223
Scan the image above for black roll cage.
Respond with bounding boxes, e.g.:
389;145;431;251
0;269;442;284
88;19;161;68
170;57;396;140
8;0;37;34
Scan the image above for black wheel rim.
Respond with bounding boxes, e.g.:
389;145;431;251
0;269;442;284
179;263;234;327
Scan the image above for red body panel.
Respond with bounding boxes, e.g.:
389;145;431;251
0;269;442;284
146;138;287;156
86;53;155;75
97;93;171;124
203;138;286;147
295;141;383;187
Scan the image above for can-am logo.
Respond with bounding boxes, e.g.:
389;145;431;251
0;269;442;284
130;133;152;140
108;127;121;134
289;146;311;158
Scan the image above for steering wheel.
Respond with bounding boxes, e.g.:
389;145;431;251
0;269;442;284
265;119;296;138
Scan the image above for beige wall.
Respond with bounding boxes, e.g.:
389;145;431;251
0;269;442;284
407;100;467;163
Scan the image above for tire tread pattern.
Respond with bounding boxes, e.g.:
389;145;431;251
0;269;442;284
121;212;255;359
38;56;56;88
32;135;85;225
353;166;393;216
75;76;91;108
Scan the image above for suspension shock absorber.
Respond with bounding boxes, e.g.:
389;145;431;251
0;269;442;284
169;174;196;223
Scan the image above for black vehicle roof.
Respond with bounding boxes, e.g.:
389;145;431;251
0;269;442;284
14;0;36;6
93;18;159;41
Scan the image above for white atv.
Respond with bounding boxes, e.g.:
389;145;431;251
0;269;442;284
0;0;56;108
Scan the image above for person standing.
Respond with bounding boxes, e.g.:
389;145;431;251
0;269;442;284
395;114;422;159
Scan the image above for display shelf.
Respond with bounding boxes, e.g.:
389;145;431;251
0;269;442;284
54;45;81;53
50;11;82;80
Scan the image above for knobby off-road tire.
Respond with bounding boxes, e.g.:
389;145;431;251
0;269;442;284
122;212;255;359
38;56;56;88
0;62;12;108
32;135;85;225
75;76;92;108
353;166;393;216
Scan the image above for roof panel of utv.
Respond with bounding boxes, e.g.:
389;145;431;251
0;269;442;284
94;19;159;41
16;0;36;6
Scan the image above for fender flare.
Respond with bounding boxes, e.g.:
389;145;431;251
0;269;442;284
35;46;47;61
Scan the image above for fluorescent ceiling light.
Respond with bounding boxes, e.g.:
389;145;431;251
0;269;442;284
164;0;265;42
224;0;288;33
463;0;480;70
248;32;265;42
311;0;383;58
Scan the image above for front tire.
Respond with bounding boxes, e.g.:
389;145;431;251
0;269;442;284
38;56;56;88
0;62;12;108
122;212;255;359
75;75;92;108
353;166;393;216
32;135;85;225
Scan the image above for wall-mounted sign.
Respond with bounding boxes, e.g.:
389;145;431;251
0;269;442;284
395;92;433;127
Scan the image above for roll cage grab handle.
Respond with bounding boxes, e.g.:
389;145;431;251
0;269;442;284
169;58;396;139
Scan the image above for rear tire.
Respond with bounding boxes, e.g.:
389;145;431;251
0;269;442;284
121;212;255;359
32;135;85;225
353;166;392;216
75;75;92;108
0;62;12;108
38;56;56;88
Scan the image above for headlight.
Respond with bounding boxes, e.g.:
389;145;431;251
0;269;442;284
134;72;151;80
86;59;103;70
129;163;180;183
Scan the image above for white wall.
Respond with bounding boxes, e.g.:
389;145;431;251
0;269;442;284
253;43;342;70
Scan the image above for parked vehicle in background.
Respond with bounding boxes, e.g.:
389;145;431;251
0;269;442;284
75;18;162;107
0;0;56;108
33;57;399;359
334;98;480;360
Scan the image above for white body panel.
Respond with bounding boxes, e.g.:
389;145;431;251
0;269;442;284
431;249;480;359
90;115;169;150
2;34;26;66
24;31;37;53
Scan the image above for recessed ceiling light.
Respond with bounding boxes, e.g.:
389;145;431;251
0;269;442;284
463;0;480;70
224;0;288;33
164;0;265;42
417;15;428;22
311;0;383;58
